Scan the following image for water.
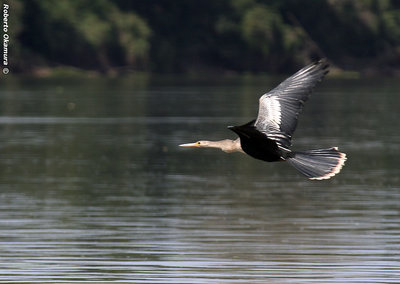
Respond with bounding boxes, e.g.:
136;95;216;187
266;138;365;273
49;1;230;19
0;75;399;283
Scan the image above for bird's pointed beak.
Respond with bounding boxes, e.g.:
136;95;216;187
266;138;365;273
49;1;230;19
179;142;199;147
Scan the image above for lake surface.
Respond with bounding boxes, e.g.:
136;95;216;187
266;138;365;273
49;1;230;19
0;74;399;283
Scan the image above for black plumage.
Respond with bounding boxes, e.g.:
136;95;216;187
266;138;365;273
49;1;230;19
228;59;346;180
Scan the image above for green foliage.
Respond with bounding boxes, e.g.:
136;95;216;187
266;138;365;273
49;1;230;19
111;11;151;65
381;9;400;44
18;0;150;72
241;5;280;54
240;4;306;56
12;0;400;74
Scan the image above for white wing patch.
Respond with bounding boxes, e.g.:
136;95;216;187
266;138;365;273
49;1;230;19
255;95;292;150
261;96;281;129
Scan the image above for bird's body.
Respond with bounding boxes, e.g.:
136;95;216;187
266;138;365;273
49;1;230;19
180;59;347;180
228;121;283;162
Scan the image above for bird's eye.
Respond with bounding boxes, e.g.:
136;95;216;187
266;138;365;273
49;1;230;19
196;141;201;145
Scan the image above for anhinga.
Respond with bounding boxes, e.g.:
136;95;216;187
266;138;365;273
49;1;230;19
180;60;346;180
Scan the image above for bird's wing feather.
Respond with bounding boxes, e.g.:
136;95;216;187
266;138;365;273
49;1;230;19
255;60;329;150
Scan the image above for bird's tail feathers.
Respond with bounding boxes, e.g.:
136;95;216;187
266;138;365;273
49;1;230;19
287;147;346;180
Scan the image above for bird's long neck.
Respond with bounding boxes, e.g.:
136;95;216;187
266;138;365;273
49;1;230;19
208;138;244;153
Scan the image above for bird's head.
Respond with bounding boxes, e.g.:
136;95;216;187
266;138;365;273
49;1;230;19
179;140;210;148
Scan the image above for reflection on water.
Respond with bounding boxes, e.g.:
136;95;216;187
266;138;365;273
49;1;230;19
0;76;399;283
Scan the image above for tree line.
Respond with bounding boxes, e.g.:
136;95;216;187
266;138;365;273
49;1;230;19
8;0;400;75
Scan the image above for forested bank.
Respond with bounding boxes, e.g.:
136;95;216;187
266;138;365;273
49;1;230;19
6;0;400;76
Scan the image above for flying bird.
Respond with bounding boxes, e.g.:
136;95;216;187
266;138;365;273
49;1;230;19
180;60;346;180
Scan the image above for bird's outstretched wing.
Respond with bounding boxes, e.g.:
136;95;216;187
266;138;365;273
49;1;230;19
255;59;329;151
